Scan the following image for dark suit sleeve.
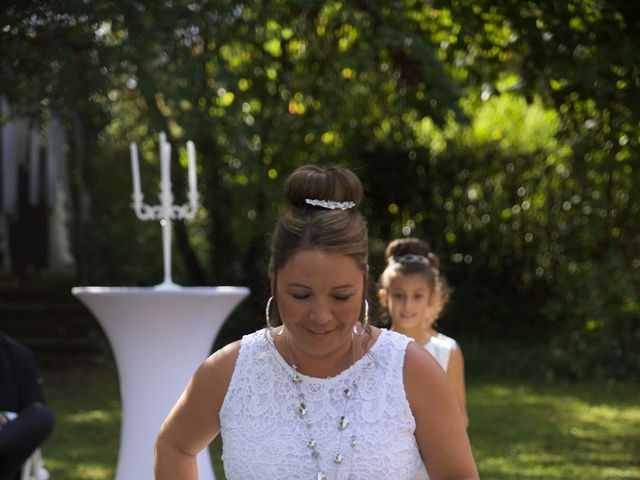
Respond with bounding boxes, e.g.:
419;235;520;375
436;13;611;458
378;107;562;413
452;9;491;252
0;333;47;412
17;346;47;408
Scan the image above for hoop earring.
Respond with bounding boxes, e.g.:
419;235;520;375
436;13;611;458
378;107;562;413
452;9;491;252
265;296;283;336
354;299;369;336
363;298;369;330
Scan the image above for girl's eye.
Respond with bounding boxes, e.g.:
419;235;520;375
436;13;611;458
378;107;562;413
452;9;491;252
292;293;310;300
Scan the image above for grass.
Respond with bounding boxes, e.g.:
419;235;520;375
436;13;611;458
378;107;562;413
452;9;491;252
38;355;640;480
467;381;640;479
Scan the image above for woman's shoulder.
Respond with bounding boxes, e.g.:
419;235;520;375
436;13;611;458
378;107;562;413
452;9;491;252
404;339;450;387
403;340;456;418
202;328;268;372
199;338;243;385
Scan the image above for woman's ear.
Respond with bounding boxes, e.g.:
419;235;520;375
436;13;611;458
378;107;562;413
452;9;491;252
378;288;388;306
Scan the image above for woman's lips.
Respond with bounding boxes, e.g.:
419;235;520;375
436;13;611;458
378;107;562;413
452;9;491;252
305;327;333;336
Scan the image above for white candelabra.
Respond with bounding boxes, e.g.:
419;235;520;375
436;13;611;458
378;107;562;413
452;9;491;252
129;132;199;289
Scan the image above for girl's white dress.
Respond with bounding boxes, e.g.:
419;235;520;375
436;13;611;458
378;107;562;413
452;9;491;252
219;328;423;480
417;332;459;480
424;333;458;371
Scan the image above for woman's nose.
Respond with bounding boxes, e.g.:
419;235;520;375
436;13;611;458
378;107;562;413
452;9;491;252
310;300;332;324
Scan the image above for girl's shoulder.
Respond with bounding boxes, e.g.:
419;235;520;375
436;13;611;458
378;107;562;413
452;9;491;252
430;332;458;350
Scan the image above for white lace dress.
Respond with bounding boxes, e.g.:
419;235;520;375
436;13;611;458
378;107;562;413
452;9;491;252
219;328;423;480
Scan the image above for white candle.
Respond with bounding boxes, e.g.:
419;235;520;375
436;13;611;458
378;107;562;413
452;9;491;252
187;140;197;198
161;142;171;194
129;142;142;197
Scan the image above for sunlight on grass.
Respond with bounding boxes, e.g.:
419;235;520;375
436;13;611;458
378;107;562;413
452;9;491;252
40;358;120;480
67;409;117;424
44;459;115;480
468;382;640;480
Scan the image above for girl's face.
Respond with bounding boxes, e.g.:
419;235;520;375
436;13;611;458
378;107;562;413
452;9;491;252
275;249;365;362
383;273;435;333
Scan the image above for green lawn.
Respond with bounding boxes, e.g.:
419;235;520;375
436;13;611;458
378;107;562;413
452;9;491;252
467;381;640;479
39;356;640;479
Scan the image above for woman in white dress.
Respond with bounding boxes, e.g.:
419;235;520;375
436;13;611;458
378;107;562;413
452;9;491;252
378;238;468;427
154;165;478;480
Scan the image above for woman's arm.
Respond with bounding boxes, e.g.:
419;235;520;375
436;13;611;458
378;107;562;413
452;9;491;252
154;341;240;480
404;342;479;480
447;345;468;428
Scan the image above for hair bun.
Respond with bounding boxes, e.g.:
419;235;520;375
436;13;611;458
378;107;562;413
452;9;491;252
384;237;439;269
283;165;363;209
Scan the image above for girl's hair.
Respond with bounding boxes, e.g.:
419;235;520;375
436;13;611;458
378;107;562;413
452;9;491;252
378;237;451;325
268;164;369;327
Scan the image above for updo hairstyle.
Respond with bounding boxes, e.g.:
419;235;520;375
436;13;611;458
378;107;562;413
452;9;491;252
268;164;369;327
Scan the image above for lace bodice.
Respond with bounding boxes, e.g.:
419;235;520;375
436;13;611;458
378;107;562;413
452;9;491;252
219;328;423;480
424;333;458;371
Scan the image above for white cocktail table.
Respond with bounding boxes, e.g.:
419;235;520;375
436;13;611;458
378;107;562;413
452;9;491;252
72;286;250;480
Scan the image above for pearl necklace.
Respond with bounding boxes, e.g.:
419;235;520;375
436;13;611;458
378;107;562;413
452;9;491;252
285;332;359;480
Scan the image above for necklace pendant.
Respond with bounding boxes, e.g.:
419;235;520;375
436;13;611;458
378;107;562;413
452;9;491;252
297;402;307;417
338;415;348;430
334;453;344;464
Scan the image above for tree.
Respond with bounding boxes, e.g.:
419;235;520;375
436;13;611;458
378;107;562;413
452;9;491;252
2;0;638;377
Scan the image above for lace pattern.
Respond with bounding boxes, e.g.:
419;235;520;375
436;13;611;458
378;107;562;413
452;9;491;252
219;328;422;480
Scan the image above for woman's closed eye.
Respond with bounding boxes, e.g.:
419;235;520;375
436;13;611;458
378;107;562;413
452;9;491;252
289;292;354;301
333;294;353;301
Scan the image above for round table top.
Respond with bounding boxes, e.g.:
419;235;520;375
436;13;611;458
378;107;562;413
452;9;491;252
72;285;250;297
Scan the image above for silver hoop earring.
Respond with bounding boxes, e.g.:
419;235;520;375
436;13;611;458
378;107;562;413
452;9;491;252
265;296;283;336
265;296;274;329
363;298;369;330
354;299;369;336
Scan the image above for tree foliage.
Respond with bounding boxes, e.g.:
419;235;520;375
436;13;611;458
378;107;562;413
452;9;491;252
2;0;639;379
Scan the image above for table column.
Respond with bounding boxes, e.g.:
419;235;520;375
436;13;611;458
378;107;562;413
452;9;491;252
72;286;250;480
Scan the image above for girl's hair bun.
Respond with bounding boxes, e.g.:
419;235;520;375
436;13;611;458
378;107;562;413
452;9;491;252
384;237;439;270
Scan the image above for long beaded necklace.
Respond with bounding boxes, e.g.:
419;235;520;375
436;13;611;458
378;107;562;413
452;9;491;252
285;332;359;480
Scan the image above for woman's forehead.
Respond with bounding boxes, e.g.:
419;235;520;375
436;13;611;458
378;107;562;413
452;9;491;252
278;249;364;282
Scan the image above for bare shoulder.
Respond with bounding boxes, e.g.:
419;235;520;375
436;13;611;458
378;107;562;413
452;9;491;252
176;339;242;422
450;343;465;365
196;339;242;396
403;340;478;478
155;339;243;459
403;340;460;422
403;340;449;389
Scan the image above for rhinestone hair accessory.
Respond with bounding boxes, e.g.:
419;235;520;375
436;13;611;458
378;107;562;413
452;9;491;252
304;198;356;210
389;254;430;266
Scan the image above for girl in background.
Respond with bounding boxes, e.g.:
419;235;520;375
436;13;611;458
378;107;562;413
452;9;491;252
378;237;468;427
